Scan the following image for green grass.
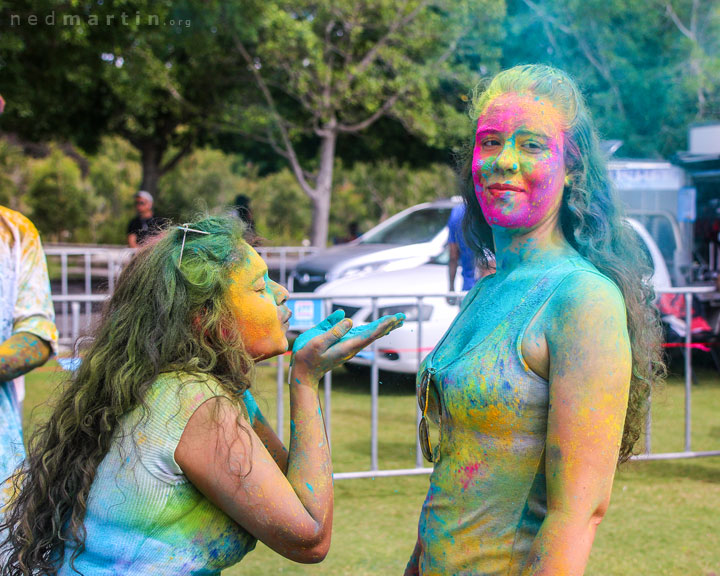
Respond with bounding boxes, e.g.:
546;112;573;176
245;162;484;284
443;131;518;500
22;362;720;576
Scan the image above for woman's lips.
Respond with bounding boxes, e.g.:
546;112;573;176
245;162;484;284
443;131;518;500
488;183;525;193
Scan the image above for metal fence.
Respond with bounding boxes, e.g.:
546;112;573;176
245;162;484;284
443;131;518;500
51;284;720;479
45;244;318;344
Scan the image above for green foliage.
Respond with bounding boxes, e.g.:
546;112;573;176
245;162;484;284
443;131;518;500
157;147;246;222
222;0;505;245
242;169;313;246
227;0;504;149
27;147;92;242
0;139;28;209
153;149;457;246
502;0;720;157
329;161;457;241
5;0;720;246
88;137;142;244
237;161;457;245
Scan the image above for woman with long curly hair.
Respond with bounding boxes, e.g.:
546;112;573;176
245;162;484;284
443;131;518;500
0;215;403;575
406;64;665;575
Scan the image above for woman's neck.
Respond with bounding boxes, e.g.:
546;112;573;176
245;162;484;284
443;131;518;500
491;217;571;276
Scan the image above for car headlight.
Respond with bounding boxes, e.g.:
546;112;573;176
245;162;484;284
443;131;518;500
373;304;433;322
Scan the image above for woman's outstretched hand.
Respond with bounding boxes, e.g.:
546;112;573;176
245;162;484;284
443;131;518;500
290;309;405;384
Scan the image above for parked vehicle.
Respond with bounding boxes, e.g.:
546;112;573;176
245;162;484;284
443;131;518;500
314;217;671;374
626;209;687;285
289;198;461;292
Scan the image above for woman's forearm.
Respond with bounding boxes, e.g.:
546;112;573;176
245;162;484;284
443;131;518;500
0;332;51;382
521;510;603;576
285;369;334;541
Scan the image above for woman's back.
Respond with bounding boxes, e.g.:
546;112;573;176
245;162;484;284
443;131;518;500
58;372;257;575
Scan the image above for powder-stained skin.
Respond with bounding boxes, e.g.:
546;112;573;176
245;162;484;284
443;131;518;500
226;248;291;361
406;89;632;576
52;242;404;574
0;333;51;383
174;247;405;569
0;206;56;531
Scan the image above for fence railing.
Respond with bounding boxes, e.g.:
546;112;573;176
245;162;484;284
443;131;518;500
51;286;719;480
45;244;319;341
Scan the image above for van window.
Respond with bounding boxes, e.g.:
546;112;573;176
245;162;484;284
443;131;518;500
360;207;453;245
628;227;655;273
629;214;677;267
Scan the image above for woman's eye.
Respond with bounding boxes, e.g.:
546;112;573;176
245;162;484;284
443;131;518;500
523;140;543;152
255;284;267;292
481;137;501;148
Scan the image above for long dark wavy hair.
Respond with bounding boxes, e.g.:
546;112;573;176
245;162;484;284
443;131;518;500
462;64;666;463
0;215;257;575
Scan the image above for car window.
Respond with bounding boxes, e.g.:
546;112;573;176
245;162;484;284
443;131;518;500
359;207;453;245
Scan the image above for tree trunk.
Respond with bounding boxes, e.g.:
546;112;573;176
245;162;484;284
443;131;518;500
309;127;337;247
138;141;165;196
310;192;332;248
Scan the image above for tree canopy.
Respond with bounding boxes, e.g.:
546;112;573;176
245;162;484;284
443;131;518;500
220;0;505;245
1;0;718;245
502;0;720;157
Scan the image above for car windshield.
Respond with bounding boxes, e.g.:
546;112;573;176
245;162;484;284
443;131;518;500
359;207;453;245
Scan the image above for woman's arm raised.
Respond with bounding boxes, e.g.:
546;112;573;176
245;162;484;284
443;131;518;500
175;311;404;564
521;274;632;576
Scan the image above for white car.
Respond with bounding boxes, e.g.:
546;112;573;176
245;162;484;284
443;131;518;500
315;217;671;374
289;198;461;292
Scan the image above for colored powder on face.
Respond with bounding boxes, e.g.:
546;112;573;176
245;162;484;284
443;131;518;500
471;92;567;231
227;247;288;358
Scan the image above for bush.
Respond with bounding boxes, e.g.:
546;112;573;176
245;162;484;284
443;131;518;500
158;147;247;223
0;139;28;210
88;136;142;244
27;146;93;242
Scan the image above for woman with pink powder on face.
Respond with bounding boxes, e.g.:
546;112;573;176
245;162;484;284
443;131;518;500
405;65;665;576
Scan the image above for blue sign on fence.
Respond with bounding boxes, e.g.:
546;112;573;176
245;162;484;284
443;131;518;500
287;299;323;331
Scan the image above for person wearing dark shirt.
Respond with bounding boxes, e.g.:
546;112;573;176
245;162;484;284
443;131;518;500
127;191;165;247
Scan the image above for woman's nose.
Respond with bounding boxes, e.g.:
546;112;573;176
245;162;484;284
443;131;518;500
493;141;520;174
271;281;289;306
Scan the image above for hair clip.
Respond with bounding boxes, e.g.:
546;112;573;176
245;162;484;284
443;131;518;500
177;224;211;266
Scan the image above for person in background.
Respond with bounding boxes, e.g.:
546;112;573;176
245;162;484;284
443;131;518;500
0;96;58;535
335;221;361;245
233;194;256;236
0;205;58;529
127;191;165;248
447;204;494;305
447;203;477;295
